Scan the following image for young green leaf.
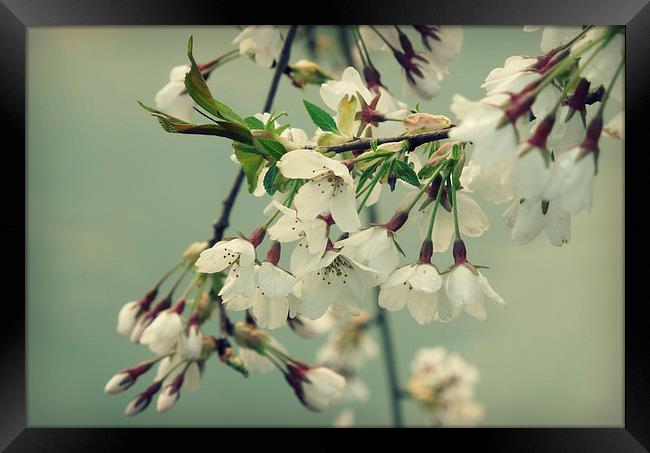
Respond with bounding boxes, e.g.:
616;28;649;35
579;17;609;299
185;36;246;126
303;99;340;134
138;102;252;143
393;160;420;187
256;138;286;160
232;142;265;192
244;116;266;130
356;160;382;194
263;163;279;196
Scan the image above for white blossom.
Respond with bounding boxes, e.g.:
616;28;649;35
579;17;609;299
543;147;597;214
117;300;144;337
249;262;296;329
277;150;361;232
232;26;283;68
195;237;256;274
297;250;379;320
503;198;571;246
334;226;401;283
442;265;506;321
379;264;443;325
140;309;184;355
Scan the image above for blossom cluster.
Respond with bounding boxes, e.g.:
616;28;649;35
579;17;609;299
408;347;484;426
105;25;624;423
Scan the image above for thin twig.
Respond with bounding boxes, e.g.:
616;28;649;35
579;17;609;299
307;128;453;155
209;25;299;246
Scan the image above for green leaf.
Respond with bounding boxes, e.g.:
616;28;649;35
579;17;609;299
303;99;340;134
393;160;420;187
356;160;382;194
232;142;265;192
263;163;279;196
185;36;246;126
256;138;286;160
138;102;252;143
245;116;265;130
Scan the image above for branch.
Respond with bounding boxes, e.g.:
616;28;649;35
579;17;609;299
307;127;453;155
209;25;299;246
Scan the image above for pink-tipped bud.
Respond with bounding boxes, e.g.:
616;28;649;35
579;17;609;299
286;363;346;412
124;381;162;417
156;373;184;413
104;360;156;395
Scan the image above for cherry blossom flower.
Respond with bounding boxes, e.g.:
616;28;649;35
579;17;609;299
249;261;296;329
441;240;507;321
297;250;379;319
503;198;571;246
267;201;328;256
116;289;157;337
194;237;256;274
140;302;185;355
232;26;283;68
334;226;401;283
379;263;443;325
277;150;361;232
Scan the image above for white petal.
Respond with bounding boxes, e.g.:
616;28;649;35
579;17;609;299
477;272;506;307
458;192;490;237
294;179;334;221
258;262;295;299
544;202;572;246
445;265;482;308
409;264;443;293
407;291;439;325
330;183;361;233
378;285;409;311
277;150;330;179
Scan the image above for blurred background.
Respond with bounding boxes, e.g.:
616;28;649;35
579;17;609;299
27;26;623;427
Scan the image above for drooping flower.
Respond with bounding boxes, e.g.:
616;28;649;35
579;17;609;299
154;64;194;122
503;198;571;246
449;93;529;203
441;240;506;321
379;263;443;325
249;261;296;329
277;150;361;232
232;26;283;68
481;55;540;96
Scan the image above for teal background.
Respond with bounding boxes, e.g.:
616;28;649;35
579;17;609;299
27;26;624;427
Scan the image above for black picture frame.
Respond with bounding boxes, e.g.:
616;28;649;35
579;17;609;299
4;0;648;450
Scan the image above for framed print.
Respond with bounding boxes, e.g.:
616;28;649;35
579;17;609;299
5;0;649;450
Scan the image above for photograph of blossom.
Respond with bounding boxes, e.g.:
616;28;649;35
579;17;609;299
27;25;624;427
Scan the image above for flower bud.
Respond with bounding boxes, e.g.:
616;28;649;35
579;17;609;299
286;59;333;88
286;363;346;412
404;113;451;133
248;227;267;248
383;211;409;232
124;381;162;416
156;373;184;413
117;289;157;337
232;321;269;352
104;360;155;394
181;241;208;262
